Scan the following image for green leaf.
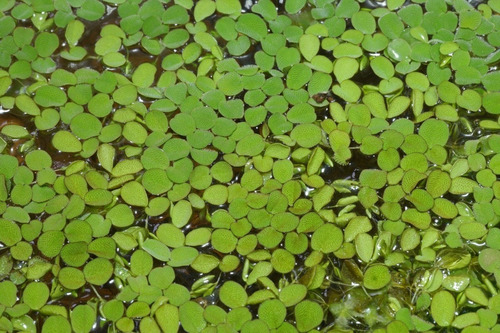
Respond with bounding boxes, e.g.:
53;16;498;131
431;290;455;327
287;63;312;90
155;304;179;333
352;11;376;34
378;12;404;39
130;249;153;276
478;249;500;273
285;0;306;14
71;305;96;333
311;224;343;253
295;300;323;332
83;258;113;285
41;316;71;333
85;189;113;206
299;34;320;61
142;239;171;262
77;0;105;21
219;281;248;308
180;301;206;332
363;265;391;289
419;119;449;147
370;56;395;80
335;0;360;18
65;20;85;47
120;181;149;207
459;10;482;30
52;131;82;153
482;71;500;91
216;0;241;15
34;86;67;107
194;0;216;22
236;13;268;41
0;281;17;307
35;32;59;57
236;134;265;156
37;230;65;258
23;282;49;310
271;248;296;273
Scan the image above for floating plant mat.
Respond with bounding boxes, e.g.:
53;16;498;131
0;0;500;332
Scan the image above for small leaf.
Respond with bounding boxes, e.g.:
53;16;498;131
431;290;455;327
52;131;82;153
299;34;320;61
194;0;216;22
65;20;85;47
295;300;323;332
219;281;248;308
120;181;149;207
363;265;391;289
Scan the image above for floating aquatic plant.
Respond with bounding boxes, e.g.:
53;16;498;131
0;0;500;332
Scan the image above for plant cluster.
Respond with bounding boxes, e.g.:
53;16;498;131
0;0;500;332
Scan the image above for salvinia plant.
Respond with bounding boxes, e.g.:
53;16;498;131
0;0;500;332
